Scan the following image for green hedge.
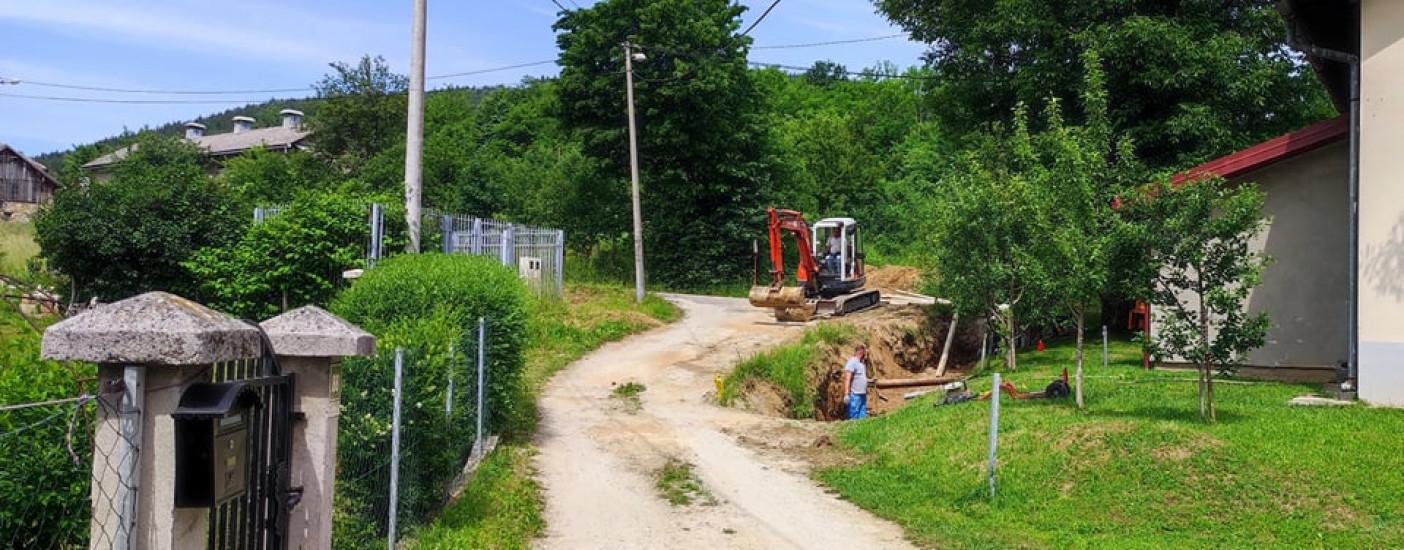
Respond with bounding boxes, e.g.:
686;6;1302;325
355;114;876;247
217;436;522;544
330;253;529;547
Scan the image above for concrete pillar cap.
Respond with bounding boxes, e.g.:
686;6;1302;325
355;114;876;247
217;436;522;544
41;291;261;365
260;305;375;358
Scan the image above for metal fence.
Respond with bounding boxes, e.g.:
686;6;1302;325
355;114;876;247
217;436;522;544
0;393;97;549
332;317;497;549
435;213;565;297
257;204;565;297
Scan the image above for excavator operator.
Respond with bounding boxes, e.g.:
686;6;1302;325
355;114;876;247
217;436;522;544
824;225;843;275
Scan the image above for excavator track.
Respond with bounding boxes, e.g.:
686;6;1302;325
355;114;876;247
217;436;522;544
818;289;881;317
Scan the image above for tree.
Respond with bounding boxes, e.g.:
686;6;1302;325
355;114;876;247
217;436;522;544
34;133;243;302
219;147;331;207
803;60;848;86
919;114;1054;371
555;0;774;289
873;0;1337;168
1036;51;1139;407
1120;177;1271;421
309;55;408;169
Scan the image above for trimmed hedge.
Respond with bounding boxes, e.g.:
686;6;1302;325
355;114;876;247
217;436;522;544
329;253;530;546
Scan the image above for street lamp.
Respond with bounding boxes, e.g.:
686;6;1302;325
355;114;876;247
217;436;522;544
624;42;646;304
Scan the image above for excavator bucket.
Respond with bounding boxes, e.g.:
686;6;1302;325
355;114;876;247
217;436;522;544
748;285;807;309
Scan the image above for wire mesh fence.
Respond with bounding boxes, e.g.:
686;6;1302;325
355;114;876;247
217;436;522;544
333;317;496;549
256;203;565;297
0;394;96;549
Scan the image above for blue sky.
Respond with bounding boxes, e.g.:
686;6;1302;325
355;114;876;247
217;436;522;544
0;0;927;156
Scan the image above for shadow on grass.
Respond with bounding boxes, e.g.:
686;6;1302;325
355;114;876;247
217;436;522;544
1087;405;1245;424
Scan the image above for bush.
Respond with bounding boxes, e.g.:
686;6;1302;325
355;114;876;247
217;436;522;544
0;309;93;548
34;133;244;301
330;254;530;544
186;191;378;319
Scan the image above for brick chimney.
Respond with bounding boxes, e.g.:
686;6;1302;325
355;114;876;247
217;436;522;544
232;116;255;134
183;122;206;139
279;109;304;129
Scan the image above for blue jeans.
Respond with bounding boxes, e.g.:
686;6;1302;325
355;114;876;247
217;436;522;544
847;393;867;420
824;253;841;275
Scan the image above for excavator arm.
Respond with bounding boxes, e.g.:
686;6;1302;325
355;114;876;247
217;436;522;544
764;208;821;289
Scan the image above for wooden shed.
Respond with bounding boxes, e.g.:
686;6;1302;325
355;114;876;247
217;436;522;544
0;143;59;205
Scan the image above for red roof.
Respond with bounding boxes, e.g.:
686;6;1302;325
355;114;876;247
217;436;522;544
1171;115;1348;184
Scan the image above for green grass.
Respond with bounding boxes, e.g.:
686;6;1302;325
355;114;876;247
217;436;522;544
655;459;713;506
817;338;1404;549
612;381;646;413
0;222;38;276
407;283;681;549
719;322;861;419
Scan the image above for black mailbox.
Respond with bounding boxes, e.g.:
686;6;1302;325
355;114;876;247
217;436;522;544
173;381;262;508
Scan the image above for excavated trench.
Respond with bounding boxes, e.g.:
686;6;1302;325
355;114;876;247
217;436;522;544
810;304;984;419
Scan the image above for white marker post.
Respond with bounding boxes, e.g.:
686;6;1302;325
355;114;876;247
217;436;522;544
987;372;1001;499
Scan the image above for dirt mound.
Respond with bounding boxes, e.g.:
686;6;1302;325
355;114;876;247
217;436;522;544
811;305;984;420
865;265;924;293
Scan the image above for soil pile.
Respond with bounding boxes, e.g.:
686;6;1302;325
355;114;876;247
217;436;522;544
865;265;924;293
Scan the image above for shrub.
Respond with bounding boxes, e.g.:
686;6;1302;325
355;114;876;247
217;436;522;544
330;254;529;544
34;133;244;301
186;191;378;319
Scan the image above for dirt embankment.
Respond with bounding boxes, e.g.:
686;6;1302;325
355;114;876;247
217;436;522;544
865;264;924;294
811;304;984;419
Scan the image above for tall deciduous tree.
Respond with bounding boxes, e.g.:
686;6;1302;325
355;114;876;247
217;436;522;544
1120;177;1271;421
873;0;1337;168
309;55;408;170
555;0;773;289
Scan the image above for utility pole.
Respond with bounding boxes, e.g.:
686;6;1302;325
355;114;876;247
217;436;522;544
623;42;647;303
404;0;427;253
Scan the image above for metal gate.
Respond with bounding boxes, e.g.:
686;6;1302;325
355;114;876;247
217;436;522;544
180;349;298;550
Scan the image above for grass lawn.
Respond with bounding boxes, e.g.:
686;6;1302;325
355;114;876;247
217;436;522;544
0;221;38;276
819;338;1404;549
406;283;680;549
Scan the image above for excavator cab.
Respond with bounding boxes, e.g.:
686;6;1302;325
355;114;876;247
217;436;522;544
749;208;880;321
812;218;866;296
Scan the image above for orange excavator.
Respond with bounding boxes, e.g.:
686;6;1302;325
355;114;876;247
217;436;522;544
749;207;881;321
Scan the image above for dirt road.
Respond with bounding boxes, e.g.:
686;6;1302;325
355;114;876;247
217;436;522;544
534;294;913;549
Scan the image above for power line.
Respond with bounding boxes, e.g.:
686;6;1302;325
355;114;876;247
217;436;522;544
0;60;559;100
740;0;782;37
748;61;932;80
427;60;556;80
752;33;907;50
0;92;267;104
12;80;310;96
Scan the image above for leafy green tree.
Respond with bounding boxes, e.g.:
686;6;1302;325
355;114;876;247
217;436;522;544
185;191;375;319
309;55;408;169
803;60;849;86
919;114;1054;371
1119;177;1271;421
1035;51;1140;407
34;133;243;302
555;0;774;289
219;147;331;206
874;0;1337;167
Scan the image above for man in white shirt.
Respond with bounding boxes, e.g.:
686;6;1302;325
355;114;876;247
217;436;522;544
842;344;869;420
824;228;843;275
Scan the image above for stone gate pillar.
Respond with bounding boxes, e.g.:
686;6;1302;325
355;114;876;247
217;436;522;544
261;306;374;550
41;292;263;550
